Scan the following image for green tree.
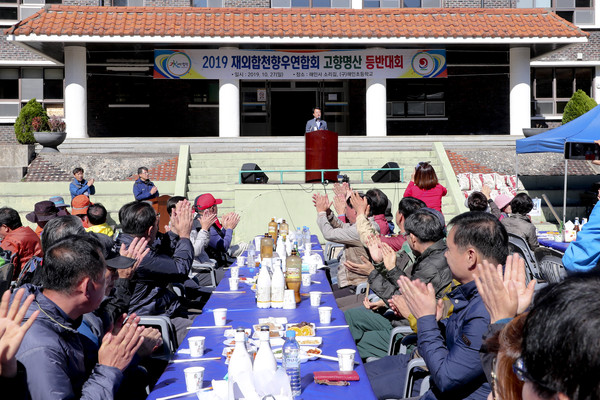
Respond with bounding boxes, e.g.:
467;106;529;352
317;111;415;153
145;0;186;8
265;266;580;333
562;89;598;124
14;99;48;144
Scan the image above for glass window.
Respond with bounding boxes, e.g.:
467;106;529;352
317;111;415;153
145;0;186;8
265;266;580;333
532;67;593;116
556;68;574;98
313;0;331;6
406;102;425;116
403;0;420;6
291;0;309;6
0;103;18;117
535;68;553;98
0;68;18;99
0;7;18;19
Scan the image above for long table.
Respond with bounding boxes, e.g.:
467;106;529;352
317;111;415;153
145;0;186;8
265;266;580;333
147;237;377;400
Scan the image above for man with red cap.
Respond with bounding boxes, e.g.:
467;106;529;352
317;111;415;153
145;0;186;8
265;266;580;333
193;193;244;267
71;194;93;228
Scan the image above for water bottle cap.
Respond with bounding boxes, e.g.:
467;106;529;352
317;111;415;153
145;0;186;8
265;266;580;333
286;330;296;338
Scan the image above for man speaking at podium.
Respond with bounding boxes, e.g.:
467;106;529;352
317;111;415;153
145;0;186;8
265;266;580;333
305;106;328;132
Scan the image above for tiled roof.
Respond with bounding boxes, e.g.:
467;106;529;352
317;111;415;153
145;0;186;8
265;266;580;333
5;6;588;40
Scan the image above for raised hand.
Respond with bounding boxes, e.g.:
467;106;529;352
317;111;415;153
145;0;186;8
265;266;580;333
199;210;217;231
389;294;410;319
0;289;39;378
170;199;194;239
312;193;332;214
363;296;385;311
366;234;383;263
380;242;397;271
117;237;149;279
333;193;347;216
223;213;240;230
397;276;437;319
99;318;145;371
349;191;369;217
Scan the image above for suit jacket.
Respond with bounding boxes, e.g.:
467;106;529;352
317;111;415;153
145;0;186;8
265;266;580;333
305;118;327;132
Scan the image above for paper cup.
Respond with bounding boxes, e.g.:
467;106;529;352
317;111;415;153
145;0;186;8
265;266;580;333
310;291;322;307
283;289;296;309
318;306;332;324
230;266;239;279
254;236;262;251
309;262;318;275
229;277;239;291
184;366;205;392
236;256;245;267
302;273;311;287
304;242;312;252
213;308;227;326
189;336;205;358
337;349;356;372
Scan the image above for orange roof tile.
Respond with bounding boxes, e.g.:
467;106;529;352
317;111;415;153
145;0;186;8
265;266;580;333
5;5;587;40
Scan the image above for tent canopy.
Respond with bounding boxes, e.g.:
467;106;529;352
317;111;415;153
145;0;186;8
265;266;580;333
516;105;600;154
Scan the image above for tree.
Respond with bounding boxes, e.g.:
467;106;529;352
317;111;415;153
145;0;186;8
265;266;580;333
562;90;597;124
14;99;48;144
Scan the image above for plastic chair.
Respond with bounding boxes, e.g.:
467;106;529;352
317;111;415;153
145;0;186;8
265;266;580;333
324;241;344;263
507;233;542;284
190;260;218;288
138;315;179;358
534;247;567;283
389;325;414;356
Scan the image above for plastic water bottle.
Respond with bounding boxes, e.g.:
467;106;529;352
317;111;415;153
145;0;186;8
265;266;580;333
282;330;301;397
303;226;311;247
247;242;256;268
296;227;304;247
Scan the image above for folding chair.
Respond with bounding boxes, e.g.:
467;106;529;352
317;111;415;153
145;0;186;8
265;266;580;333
507;233;542;284
534;247;567;283
138;315;179;359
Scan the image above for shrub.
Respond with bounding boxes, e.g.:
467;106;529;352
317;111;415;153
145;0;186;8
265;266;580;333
562;90;597;124
14;99;48;144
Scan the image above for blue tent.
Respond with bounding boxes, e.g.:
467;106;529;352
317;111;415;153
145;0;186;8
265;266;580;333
516;104;600;154
515;105;600;225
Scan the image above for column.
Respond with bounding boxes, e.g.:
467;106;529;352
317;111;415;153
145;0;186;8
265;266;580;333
593;66;600;104
366;78;387;136
64;46;88;138
219;47;240;137
509;47;531;136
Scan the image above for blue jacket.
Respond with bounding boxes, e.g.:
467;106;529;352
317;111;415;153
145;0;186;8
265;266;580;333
563;201;600;273
133;178;158;201
417;280;491;400
70;178;95;199
116;233;193;317
15;284;123;400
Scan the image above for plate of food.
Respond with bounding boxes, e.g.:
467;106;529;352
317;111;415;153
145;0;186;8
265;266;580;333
272;347;322;363
295;336;322;347
285;322;316;336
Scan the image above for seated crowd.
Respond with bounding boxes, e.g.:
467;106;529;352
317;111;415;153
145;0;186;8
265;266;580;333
0;161;598;400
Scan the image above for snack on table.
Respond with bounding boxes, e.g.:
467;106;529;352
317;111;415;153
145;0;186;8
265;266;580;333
286;322;315;336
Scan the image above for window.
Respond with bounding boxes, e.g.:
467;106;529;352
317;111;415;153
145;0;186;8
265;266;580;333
532;67;593;116
515;0;594;25
364;0;439;8
387;80;446;118
193;0;224;6
271;0;350;7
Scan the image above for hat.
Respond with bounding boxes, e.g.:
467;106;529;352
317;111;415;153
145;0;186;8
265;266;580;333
89;232;136;270
72;195;93;216
26;201;63;223
494;194;514;210
194;193;222;211
49;196;69;208
422;207;446;229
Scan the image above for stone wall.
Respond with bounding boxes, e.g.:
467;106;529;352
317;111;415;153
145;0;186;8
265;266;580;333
0;126;17;145
0;35;46;62
225;0;270;7
535;30;600;62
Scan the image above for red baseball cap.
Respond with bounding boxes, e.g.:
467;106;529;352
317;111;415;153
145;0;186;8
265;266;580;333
194;193;222;211
71;195;93;215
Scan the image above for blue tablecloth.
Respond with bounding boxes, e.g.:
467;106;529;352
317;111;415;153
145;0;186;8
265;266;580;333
537;232;569;253
147;237;376;400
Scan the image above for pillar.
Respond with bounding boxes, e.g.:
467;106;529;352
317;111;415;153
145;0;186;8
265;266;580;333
219;47;240;137
593;66;600;104
509;47;531;135
64;46;88;138
366;78;387;136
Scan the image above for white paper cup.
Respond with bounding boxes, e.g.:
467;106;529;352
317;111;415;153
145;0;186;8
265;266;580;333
304;242;312;252
213;308;227;326
236;256;245;266
309;262;318;275
283;289;296;309
229;277;239;291
254;236;262;251
184;366;205;392
337;349;356;372
302;273;311;286
318;306;332;324
310;291;322;307
189;336;206;358
230;266;239;279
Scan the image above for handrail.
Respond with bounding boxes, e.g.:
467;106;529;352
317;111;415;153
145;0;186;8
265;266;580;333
238;167;404;184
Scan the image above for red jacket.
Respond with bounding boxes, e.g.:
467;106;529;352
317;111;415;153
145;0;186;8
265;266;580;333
1;226;43;277
403;181;447;212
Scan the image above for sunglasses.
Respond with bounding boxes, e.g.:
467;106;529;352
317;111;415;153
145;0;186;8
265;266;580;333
513;357;556;394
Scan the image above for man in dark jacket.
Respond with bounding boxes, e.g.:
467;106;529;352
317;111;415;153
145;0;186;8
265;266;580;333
116;199;195;344
366;212;506;400
133;167;159;201
346;208;451;359
15;235;144;400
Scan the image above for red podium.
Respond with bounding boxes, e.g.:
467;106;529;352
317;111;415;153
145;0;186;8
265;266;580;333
305;130;338;183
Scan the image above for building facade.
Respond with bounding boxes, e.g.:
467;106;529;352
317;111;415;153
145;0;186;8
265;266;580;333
0;0;592;142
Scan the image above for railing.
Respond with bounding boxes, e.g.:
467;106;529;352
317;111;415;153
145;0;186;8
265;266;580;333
238;167;404;184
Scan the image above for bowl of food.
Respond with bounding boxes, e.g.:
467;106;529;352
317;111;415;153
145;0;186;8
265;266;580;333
285;322;316;336
295;336;322;346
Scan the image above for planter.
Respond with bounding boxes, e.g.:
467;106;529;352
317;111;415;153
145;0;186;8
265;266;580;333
523;128;550;137
34;131;66;153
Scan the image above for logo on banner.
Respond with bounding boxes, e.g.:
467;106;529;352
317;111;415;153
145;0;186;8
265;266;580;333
412;52;435;77
166;52;191;76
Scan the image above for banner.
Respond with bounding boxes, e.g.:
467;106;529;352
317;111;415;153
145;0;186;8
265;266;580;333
154;49;446;80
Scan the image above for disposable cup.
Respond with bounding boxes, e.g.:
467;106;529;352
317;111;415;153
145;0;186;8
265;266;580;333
236;256;245;267
188;336;205;358
184;366;205;392
302;273;311;286
318;306;332;324
309;262;318;275
230;266;239;279
283;289;296;309
229;277;239;291
213;308;227;326
254;236;262;251
310;291;322;307
337;349;356;372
